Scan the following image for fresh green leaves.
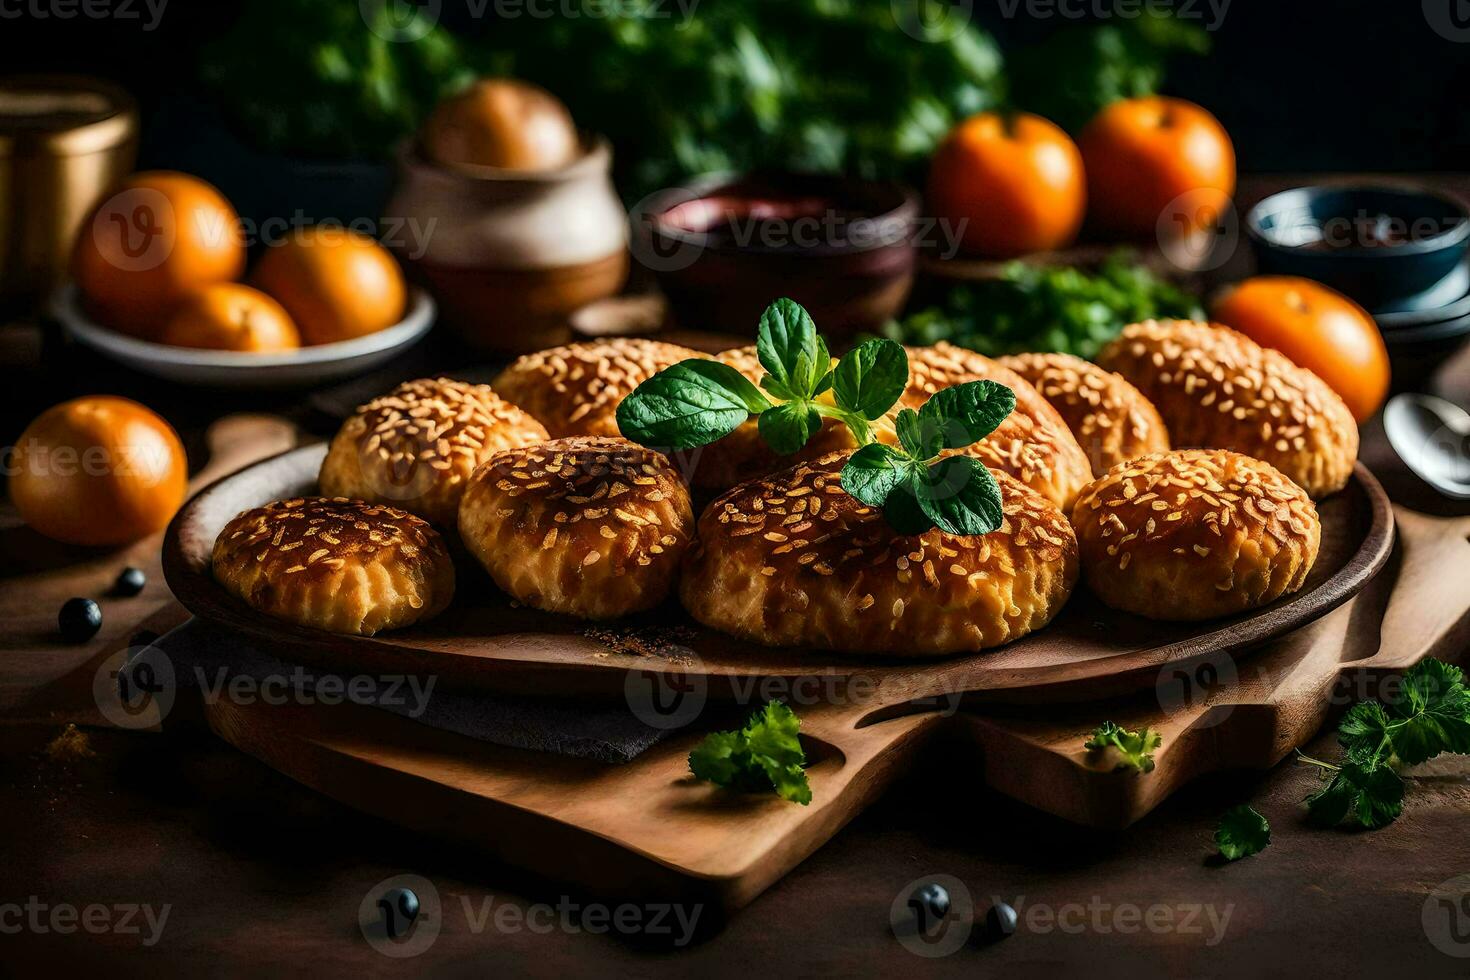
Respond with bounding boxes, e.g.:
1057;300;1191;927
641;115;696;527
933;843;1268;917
839;381;1013;537
1084;721;1162;774
1215;805;1271;861
619;297;1015;538
688;701;812;805
615;360;772;448
1296;658;1470;831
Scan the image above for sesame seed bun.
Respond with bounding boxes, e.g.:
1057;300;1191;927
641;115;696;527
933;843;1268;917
680;452;1078;656
1070;449;1321;621
457;436;695;619
492;338;705;438
998;351;1170;474
902;343;1094;510
318;377;549;528
212;497;455;636
1095;320;1358;498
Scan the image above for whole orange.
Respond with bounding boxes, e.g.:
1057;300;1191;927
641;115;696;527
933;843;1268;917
71;171;245;339
158;283;301;352
1211;276;1389;422
252;227;406;345
928;111;1086;258
1079;96;1236;239
8;396;188;547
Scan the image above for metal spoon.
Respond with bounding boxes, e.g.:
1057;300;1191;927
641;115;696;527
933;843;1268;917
1384;393;1470;499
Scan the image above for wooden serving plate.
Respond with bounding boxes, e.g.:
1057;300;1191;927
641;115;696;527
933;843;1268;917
163;443;1394;706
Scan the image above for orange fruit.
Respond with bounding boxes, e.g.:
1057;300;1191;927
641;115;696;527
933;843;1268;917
1079;96;1235;239
157;283;301;352
71;171;245;339
251;227;407;345
928;111;1086;259
421;78;580;171
1211;275;1389;422
9;396;188;547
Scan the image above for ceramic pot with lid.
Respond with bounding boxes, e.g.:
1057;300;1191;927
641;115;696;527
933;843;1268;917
385;137;628;353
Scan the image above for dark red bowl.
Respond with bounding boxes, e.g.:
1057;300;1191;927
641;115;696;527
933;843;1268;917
639;172;919;341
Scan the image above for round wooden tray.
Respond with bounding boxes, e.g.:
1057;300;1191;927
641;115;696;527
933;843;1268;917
163;444;1395;705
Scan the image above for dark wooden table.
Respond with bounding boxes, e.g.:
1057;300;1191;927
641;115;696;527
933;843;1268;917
4;176;1470;977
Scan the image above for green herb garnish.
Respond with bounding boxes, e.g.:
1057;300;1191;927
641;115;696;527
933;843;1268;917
1084;721;1162;773
1215;805;1271;861
618;298;1015;537
1297;658;1470;830
689;701;811;806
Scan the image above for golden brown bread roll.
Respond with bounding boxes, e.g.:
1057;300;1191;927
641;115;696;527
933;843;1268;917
212;497;455;635
902;343;1094;510
1070;449;1320;621
680;452;1078;655
457;436;695;619
492;338;704;438
1095;320;1358;497
998;351;1170;474
318;377;549;528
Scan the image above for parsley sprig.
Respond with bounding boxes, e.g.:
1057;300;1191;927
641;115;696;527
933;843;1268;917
688;701;812;805
1298;658;1470;830
1215;804;1271;861
616;298;1016;536
1083;721;1162;773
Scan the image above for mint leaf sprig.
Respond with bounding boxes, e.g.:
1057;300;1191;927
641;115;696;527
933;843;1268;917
616;298;1016;537
688;701;812;806
1297;657;1470;830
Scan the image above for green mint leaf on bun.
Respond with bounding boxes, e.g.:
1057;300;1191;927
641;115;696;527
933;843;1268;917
833;338;909;421
616;359;772;449
758;401;823;456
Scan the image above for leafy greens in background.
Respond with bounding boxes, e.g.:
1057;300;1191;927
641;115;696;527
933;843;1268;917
689;701;812;805
202;0;477;160
1007;12;1212;133
617;298;1016;537
888;252;1205;361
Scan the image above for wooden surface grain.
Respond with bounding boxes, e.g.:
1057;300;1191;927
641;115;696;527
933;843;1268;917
4;175;1470;976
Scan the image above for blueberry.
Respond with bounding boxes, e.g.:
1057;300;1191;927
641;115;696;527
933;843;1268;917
113;567;146;597
985;901;1018;941
58;598;102;643
908;882;951;931
377;886;419;939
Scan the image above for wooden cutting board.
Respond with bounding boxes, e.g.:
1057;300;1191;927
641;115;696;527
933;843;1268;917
182;506;1470;916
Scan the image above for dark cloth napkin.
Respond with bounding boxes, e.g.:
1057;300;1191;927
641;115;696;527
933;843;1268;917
143;618;670;763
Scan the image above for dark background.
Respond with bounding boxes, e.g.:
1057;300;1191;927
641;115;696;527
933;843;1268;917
1;0;1466;173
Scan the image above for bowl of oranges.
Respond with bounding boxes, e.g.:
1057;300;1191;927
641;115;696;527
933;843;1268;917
53;171;435;387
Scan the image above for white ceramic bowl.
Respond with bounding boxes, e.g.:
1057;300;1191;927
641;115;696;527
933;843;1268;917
51;284;436;388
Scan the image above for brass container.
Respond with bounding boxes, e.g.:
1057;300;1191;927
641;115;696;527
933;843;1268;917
0;75;138;315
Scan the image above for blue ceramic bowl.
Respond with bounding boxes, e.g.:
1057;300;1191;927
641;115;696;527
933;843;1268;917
1246;184;1470;312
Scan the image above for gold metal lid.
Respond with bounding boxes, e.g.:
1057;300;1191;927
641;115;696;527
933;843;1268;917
0;74;138;158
